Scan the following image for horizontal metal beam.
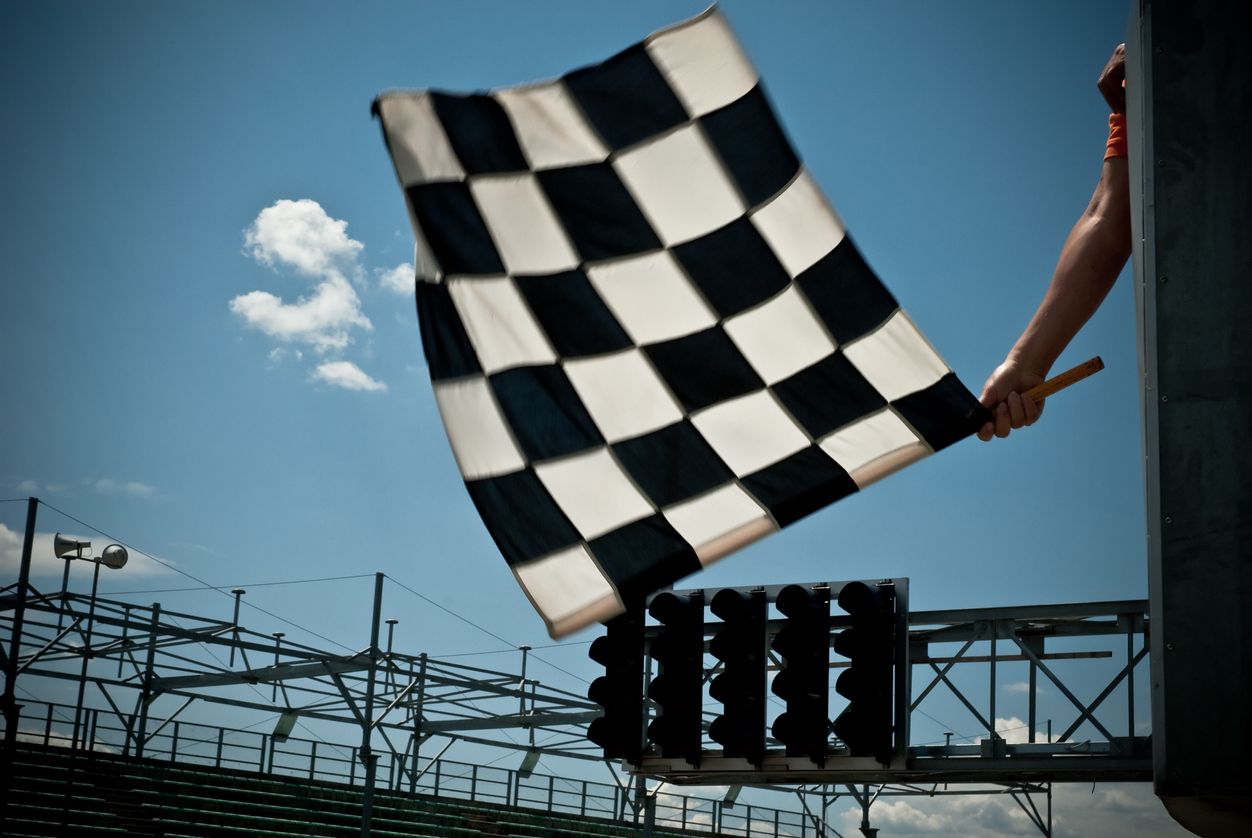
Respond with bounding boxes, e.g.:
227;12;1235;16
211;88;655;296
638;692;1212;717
420;710;602;733
909;600;1147;627
639;753;1152;785
910;651;1112;666
151;658;370;691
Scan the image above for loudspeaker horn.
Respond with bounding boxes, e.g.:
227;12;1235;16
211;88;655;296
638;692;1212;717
53;533;92;559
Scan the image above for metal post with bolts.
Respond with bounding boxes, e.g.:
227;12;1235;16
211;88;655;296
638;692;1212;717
271;633;284;702
2;498;38;762
229;589;246;667
71;559;104;751
359;573;384;838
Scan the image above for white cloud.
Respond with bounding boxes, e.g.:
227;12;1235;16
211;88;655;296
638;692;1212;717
0;525;174;579
829;717;1185;837
91;478;156;499
231;274;371;353
996;716;1052;745
232;200;374;354
377;262;415;294
13;479;65;495
244;198;363;282
1004;681;1034;695
311;361;387;392
835;782;1190;838
17;729;117;753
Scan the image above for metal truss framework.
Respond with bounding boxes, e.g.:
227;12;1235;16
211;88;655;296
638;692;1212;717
0;495;1148;838
1;581;1147;837
639;596;1151;792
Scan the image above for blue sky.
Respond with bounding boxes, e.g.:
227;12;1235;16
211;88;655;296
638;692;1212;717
2;1;1187;833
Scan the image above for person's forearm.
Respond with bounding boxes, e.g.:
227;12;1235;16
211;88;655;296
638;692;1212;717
1007;157;1131;375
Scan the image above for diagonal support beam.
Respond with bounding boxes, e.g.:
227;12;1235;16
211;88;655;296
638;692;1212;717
910;635;978;711
1059;645;1148;743
928;661;993;735
1008;634;1118;744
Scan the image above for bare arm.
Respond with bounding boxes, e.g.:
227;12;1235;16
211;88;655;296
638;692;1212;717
977;158;1130;440
977;45;1132;441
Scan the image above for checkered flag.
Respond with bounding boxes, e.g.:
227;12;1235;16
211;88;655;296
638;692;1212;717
374;8;988;637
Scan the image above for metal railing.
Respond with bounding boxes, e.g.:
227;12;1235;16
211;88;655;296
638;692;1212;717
13;699;821;837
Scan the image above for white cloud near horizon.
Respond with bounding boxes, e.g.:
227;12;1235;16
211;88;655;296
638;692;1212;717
92;478;156;499
232;200;373;354
0;525;175;579
835;781;1191;837
813;717;1189;837
377;262;414;294
14;479;66;495
311;361;387;392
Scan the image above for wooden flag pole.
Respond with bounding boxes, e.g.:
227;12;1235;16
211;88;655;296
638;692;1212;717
1022;356;1105;403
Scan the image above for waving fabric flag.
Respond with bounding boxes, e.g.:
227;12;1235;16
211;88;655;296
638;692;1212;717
374;7;988;638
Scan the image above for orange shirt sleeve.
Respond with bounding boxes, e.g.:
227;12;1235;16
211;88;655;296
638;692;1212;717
1105;112;1127;160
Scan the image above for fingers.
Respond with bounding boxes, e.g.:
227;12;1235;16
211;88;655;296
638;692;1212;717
994;402;1011;438
1007;392;1026;429
1098;43;1128;112
978;391;1043;441
1022;393;1042;426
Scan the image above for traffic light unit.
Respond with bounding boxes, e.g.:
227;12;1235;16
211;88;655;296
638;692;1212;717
586;607;645;764
832;580;897;765
646;592;705;766
707;588;768;765
584;579;905;773
770;584;831;766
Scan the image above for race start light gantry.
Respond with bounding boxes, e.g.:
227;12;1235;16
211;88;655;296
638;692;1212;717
584;579;906;774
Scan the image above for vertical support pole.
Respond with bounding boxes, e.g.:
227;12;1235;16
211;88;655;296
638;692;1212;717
270;633;284;702
359;573;384;838
2;497;38;761
988;622;998;742
1028;657;1038;744
59;556;72;603
410;653;427;796
1125;614;1135;752
385;619;398;693
72;560;103;750
518;645;530;718
135;603;161;759
118;605;131;678
229;589;245;667
860;784;877;838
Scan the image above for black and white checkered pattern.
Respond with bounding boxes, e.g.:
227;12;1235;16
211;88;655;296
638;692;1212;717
374;8;988;638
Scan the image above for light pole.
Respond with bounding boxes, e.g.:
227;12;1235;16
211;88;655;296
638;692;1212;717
55;534;129;751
